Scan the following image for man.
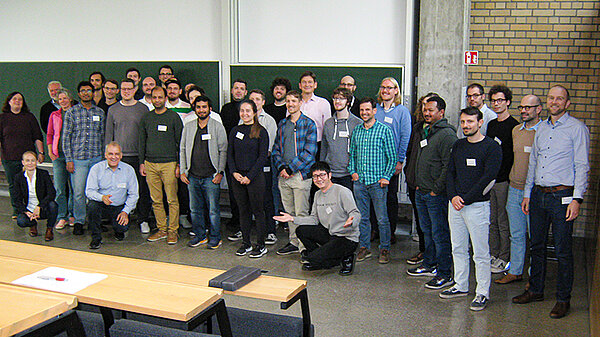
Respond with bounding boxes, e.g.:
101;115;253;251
320;87;361;191
165;78;192;113
89;71;105;105
139;86;183;244
275;162;360;275
105;78;152;234
513;85;590;319
406;96;457;289
126;67;144;100
139;77;157;110
338;75;360;117
272;90;318;256
62;81;106;235
441;107;501;312
97;79;119;114
264;77;291;124
86;142;139;249
495;94;542;285
375;77;412;244
188;87;222;125
158;65;174;87
460;83;496;138
39;80;62;134
299;71;331;148
349;97;396;264
180;95;227;249
486;85;520;274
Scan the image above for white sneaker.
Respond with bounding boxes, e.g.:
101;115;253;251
265;233;278;245
140;221;150;234
179;216;192;229
491;259;509;274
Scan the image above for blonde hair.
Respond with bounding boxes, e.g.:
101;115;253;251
377;77;402;106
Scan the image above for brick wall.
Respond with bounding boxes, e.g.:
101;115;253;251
468;0;600;236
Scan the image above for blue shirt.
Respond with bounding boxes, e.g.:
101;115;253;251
348;121;397;185
85;160;139;214
62;103;105;162
375;103;412;163
524;113;590;199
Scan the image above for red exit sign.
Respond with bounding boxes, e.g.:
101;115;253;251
464;51;479;65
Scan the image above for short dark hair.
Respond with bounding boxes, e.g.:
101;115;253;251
460;106;483;121
232;78;247;89
310;161;331;175
359;97;376;109
488;84;512;102
426;96;446;111
249;89;266;101
126;67;140;77
104;79;119;87
193;95;213;110
286;90;302;101
270;77;292;93
2;92;30;114
299;71;316;83
120;78;135;86
77;81;94;92
89;71;105;83
467;83;484;95
332;87;352;102
159;65;173;73
164;78;181;89
187;85;205;96
151;86;167;96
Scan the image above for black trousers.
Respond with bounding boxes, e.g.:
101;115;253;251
121;156;153;225
225;165;240;231
296;225;358;268
408;186;425;252
331;175;353;192
231;173;266;245
87;200;129;241
263;163;276;234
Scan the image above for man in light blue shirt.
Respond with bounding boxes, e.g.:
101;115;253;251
86;142;139;249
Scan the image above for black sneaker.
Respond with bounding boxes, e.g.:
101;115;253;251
73;223;84;235
300;250;310;264
265;233;278;245
424;276;455;290
277;243;299;255
89;239;102;249
470;294;489;311
406;265;437;277
439;287;469;299
114;232;125;241
228;231;243;241
249;245;268;258
236;243;253;256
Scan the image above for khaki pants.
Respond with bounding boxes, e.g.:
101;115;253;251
278;173;312;249
145;161;179;233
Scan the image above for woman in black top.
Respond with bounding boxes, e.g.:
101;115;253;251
228;100;269;258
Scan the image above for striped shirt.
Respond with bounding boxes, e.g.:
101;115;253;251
348;121;397;185
62;103;105;162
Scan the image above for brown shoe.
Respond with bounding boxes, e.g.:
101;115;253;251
550;301;570;319
406;252;424;265
167;231;178;245
147;230;167;242
29;224;38;237
356;247;372;262
494;273;523;284
512;290;544;304
45;228;54;241
378;249;390;264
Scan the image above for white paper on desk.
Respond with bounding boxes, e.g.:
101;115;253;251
12;267;107;294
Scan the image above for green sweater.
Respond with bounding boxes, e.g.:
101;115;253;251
139;109;183;163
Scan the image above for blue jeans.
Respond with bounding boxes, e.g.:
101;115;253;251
70;156;102;224
506;186;528;275
354;180;390;250
415;190;452;278
529;187;574;302
53;157;73;221
17;201;58;229
189;175;221;242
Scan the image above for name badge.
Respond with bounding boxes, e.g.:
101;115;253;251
236;132;244;140
117;183;126;188
384;117;393;124
201;134;211;140
92;115;100;122
339;131;349;138
420;139;428;148
494;137;502;145
157;125;167;132
562;197;573;205
524;146;532;153
466;158;476;166
263;166;271;173
325;206;333;214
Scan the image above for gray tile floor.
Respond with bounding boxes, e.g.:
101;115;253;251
0;197;589;337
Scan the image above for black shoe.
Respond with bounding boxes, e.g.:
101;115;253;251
101;225;108;232
73;223;84;235
300;250;310;264
114;232;125;241
339;254;355;276
302;263;323;271
89;239;102;249
391;234;397;244
277;243;299;255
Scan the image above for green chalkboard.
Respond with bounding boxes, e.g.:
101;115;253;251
0;61;220;119
230;65;403;104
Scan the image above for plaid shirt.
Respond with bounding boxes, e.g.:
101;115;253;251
348;121;396;185
62;103;105;162
272;113;317;180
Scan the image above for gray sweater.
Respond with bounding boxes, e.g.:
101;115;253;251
320;113;362;177
105;101;149;156
294;184;361;242
180;117;228;178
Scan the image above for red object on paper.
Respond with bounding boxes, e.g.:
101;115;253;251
464;51;479;65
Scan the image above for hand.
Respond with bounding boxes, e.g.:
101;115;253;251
66;161;74;173
48;152;58;161
394;161;403;175
379;178;389;188
351;173;359;181
102;194;113;205
273;212;294;223
37;153;44;163
25;211;35;221
32;206;41;219
566;200;580;221
240;176;251;185
180;173;189;185
116;211;129;226
343;216;354;228
175;165;180;179
280;170;290;179
139;163;146;176
430;191;437;196
233;172;244;182
521;197;530;215
451;196;464;211
212;173;223;184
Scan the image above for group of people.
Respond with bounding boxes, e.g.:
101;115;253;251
0;64;588;318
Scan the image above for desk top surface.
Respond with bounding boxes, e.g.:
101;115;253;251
0;240;307;302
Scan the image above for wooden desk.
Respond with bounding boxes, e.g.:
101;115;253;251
0;284;82;337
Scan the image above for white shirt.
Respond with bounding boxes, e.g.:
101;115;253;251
138;97;154;110
24;170;39;212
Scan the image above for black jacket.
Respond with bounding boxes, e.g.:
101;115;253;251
414;118;457;195
13;169;56;213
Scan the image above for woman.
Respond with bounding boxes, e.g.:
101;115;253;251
14;151;58;241
227;100;269;258
47;88;75;229
0;92;45;218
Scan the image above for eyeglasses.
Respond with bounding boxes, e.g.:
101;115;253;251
332;97;347;102
466;93;483;99
490;98;507;104
312;172;328;180
517;104;539;111
103;87;118;91
380;86;396;91
79;89;92;94
159;72;173;76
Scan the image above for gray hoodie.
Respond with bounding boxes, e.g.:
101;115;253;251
320;112;362;177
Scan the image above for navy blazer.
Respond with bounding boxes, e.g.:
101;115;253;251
13;169;56;214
